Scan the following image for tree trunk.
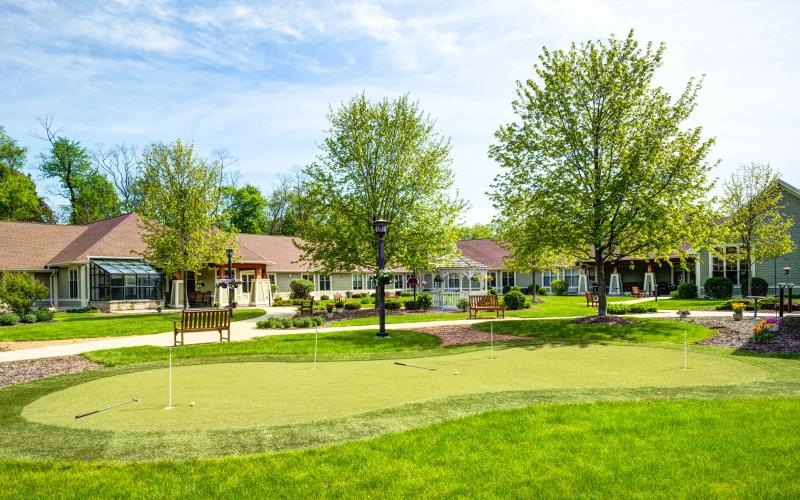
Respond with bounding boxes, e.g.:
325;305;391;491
595;252;607;317
182;268;189;310
531;270;537;301
746;247;753;298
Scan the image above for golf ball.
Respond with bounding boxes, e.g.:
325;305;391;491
189;402;196;406
453;371;459;375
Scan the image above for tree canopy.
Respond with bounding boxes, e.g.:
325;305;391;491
135;140;236;307
220;183;269;234
490;31;715;316
0;126;55;223
297;94;465;274
720;162;794;296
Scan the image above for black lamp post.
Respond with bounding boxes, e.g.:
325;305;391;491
374;220;389;338
226;248;234;311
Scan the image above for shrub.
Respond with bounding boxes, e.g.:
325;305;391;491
352;293;363;299
716;299;754;311
456;298;469;311
404;299;418;310
326;303;334;313
704;277;733;299
503;290;527;310
281;318;294;328
334;300;345;309
399;291;413;297
669;290;679;298
676;282;698;299
289;279;315;299
488;288;497;295
20;313;37;324
320;294;330;301
293;316;313;328
385;300;402;310
502;285;521;295
360;296;372;304
550;279;569;296
34;308;53;322
538;287;547;296
740;277;769;297
0;311;20;326
344;302;361;311
0;272;49;315
606;303;658;315
416;293;433;311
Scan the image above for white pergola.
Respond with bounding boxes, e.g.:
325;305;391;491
419;255;490;294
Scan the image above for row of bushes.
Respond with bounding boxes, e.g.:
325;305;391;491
257;315;326;329
606;303;658;315
0;308;54;326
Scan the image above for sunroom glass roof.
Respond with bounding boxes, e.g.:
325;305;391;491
92;259;160;275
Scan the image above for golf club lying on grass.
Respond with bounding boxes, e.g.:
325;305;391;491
75;398;138;419
394;361;437;371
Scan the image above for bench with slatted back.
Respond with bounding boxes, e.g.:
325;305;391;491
173;308;231;346
469;294;505;319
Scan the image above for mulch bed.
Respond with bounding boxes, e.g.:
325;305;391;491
695;317;800;353
414;325;526;347
0;356;102;389
574;316;634;326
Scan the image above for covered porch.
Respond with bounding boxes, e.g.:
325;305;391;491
580;257;697;296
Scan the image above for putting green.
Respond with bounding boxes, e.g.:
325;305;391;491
23;345;765;432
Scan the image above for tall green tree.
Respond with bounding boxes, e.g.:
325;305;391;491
0;126;54;223
490;31;715;317
720;162;794;297
297;94;465;275
220;183;269;234
37;119;119;223
457;223;495;240
135;140;235;308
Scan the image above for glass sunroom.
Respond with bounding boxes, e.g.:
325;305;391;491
89;259;163;301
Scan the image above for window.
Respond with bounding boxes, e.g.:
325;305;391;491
367;276;377;289
268;274;276;287
186;271;196;292
712;246;740;285
394;274;405;289
89;259;162;301
240;272;254;294
352;274;363;290
563;269;580;287
542;271;555;287
500;272;515;289
302;274;313;282
448;273;461;289
319;275;331;291
69;268;79;299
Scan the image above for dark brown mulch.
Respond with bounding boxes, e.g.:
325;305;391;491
0;356;102;389
695;317;800;353
414;325;526;347
574;315;634;326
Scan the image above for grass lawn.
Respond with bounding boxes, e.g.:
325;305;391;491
6;398;799;497
474;317;715;344
0;308;266;342
3;317;800;496
327;295;634;327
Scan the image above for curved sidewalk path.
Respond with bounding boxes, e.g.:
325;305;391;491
0;308;738;363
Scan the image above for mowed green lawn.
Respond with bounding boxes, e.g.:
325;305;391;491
3;318;800;497
327;294;635;326
0;309;266;342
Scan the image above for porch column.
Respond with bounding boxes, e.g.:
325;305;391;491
609;266;621;296
695;259;703;297
170;280;184;308
81;264;89;307
251;279;270;306
577;268;589;294
214;284;229;307
643;262;655;294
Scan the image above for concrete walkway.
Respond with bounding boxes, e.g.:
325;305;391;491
0;307;738;363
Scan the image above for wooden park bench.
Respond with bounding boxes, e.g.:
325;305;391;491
469;295;505;319
173;308;231;346
299;297;314;314
585;292;598;307
631;286;645;298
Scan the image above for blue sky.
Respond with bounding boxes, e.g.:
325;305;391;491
2;0;799;224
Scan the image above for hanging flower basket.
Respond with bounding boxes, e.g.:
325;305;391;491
215;278;241;289
373;270;395;286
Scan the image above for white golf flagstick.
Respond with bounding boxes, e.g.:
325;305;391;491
165;348;174;410
684;331;687;370
313;328;318;370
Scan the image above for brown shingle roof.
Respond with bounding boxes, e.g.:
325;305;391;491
237;233;303;270
49;213;148;264
456;239;508;269
0;220;84;270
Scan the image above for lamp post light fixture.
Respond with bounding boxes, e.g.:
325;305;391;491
778;283;787;318
373;219;389;338
226;248;234;311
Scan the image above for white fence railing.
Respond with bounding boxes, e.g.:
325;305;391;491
430;290;487;310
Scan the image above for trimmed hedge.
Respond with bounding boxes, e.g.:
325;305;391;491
289;279;315;299
416;293;433;311
385;300;401;310
503;290;528;310
257;315;325;329
740;277;769;297
550;279;569;296
0;312;20;326
606;303;658;315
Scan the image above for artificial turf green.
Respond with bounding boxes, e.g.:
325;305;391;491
0;309;266;342
4;398;800;497
474;317;714;344
25;345;764;432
